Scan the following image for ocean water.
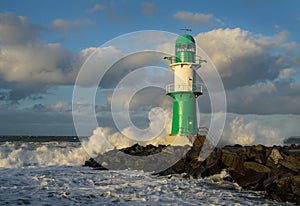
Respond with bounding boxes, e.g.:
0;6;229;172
0;137;292;205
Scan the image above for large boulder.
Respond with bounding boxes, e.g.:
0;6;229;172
265;175;300;204
230;169;267;191
278;155;300;173
84;158;108;170
187;148;223;179
243;161;271;173
229;161;271;190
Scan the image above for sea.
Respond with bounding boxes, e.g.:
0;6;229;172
0;136;293;205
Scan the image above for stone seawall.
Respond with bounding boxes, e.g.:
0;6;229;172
85;135;300;204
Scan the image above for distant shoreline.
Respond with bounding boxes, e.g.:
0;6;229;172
0;135;84;142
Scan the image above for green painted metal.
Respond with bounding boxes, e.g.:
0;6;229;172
175;34;196;63
166;34;202;135
167;92;198;135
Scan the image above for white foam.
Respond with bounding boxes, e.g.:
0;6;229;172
0;142;89;168
220;115;282;146
82;108;174;157
0;163;278;205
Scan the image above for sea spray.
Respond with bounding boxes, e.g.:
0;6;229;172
219;116;282;146
82;108;173;157
0;142;88;168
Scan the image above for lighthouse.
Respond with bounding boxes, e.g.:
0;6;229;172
165;33;204;136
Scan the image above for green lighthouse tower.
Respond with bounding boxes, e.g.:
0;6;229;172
165;34;203;136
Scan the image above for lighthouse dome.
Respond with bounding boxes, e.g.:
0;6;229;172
175;34;196;63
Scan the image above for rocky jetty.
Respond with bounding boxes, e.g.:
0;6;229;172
84;135;300;204
84;143;190;172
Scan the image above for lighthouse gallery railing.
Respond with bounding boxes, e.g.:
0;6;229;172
166;83;203;94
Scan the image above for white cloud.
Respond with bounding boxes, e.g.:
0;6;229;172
86;4;105;14
0;43;74;84
0;13;99;101
1;13;300;118
49;102;70;112
173;11;213;25
193;28;300;115
51;18;94;31
278;68;295;80
195;28;291;87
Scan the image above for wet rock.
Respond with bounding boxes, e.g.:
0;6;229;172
220;149;246;171
246;147;267;164
227;161;271;191
278;155;300;173
187;148;223;179
229;169;267;191
265;175;300;204
254;144;266;151
84;137;300;204
201;149;223;177
192;135;206;147
267;148;284;164
170;159;185;173
84;158;108;170
119;143;168;156
243;162;271;173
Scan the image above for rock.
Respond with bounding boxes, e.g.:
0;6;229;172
170;159;185;173
201;149;223;177
243;162;271;173
279;155;300;173
246;147;267;164
201;160;223;178
220;149;246;171
119;143;168;156
292;179;300;205
265;175;300;204
255;144;266;151
220;150;237;168
187;149;223;178
268;148;284;164
184;158;201;174
84;158;108;170
193;135;206;147
229;169;267;191
284;145;300;156
84;137;300;204
263;176;278;188
186;146;201;160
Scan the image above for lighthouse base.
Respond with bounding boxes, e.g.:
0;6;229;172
165;134;196;146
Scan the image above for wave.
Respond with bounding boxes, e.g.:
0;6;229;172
0;142;89;168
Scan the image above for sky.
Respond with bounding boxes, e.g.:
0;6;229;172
0;0;300;145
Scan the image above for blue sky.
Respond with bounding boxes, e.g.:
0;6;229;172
0;0;300;145
3;0;300;50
